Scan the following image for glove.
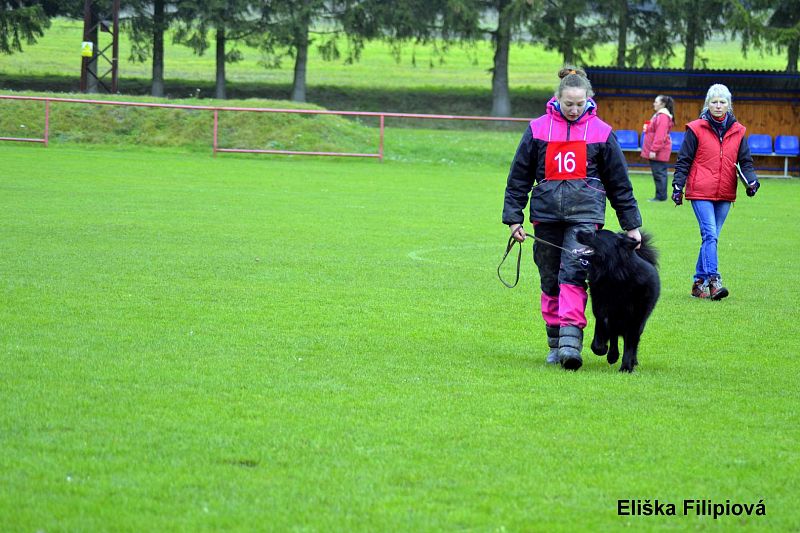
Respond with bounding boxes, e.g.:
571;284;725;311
671;185;683;206
746;180;760;197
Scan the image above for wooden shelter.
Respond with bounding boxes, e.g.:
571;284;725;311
584;67;800;175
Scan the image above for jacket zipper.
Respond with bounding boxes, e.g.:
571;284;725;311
717;131;727;198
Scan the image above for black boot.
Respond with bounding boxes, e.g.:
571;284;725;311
545;325;560;364
559;325;583;371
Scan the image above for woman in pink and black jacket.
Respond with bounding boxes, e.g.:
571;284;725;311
641;95;675;201
672;84;759;301
502;67;642;371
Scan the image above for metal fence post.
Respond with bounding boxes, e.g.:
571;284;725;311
213;109;218;157
379;114;385;162
44;99;50;147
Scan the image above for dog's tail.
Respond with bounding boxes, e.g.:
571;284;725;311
635;231;659;267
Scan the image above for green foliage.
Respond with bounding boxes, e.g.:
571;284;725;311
0;1;50;54
172;0;262;56
1;143;798;530
728;0;800;71
529;0;602;65
6;18;789;91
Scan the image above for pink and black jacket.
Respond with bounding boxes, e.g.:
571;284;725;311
503;98;642;230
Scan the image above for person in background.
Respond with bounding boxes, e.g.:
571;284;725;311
641;95;675;201
672;84;760;300
502;66;642;371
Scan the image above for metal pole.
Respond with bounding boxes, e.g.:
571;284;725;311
112;0;120;93
379;114;385;162
44;100;50;147
213;109;218;156
80;0;92;92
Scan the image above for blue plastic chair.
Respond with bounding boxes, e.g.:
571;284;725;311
748;134;773;155
774;135;800;156
669;131;685;152
616;130;639;150
640;132;646;149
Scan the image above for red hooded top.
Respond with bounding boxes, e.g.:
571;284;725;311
640;108;674;162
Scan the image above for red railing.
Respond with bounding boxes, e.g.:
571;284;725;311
0;94;531;161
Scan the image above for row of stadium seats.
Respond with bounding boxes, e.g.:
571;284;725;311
616;130;800;157
746;134;800;156
616;130;683;152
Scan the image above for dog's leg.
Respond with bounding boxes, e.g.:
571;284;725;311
607;332;620;365
606;321;620;365
608;340;620;365
619;330;643;373
591;317;609;356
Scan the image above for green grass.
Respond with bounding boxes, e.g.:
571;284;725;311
1;142;798;531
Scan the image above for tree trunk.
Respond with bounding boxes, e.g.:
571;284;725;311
562;12;576;65
683;16;697;70
787;38;799;73
151;0;165;97
291;16;309;102
215;27;226;99
615;0;628;67
491;1;512;117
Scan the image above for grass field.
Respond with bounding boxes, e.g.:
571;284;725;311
1;141;798;531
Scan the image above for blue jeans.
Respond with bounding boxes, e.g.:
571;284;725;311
690;200;731;280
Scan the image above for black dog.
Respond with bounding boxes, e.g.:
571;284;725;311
575;229;660;372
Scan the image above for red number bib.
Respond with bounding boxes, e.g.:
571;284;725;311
545;140;587;180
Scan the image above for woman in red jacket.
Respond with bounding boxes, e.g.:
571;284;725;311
641;95;674;201
672;84;760;300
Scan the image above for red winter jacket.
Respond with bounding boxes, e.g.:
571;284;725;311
640;108;673;162
683;118;745;201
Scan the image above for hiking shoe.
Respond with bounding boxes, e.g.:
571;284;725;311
558;325;584;371
545;325;560;364
708;276;729;301
691;279;710;299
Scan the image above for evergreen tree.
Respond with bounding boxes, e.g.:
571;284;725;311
728;0;799;72
173;0;264;99
0;1;50;54
126;0;174;97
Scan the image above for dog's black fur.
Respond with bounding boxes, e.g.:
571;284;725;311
576;229;660;372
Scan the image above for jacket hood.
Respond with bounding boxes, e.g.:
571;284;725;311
546;96;598;125
655;107;673;119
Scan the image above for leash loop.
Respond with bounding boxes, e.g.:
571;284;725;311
497;235;523;288
497;230;595;288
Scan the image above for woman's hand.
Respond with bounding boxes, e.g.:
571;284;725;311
510;224;527;243
649;151;656;159
626;227;642;249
